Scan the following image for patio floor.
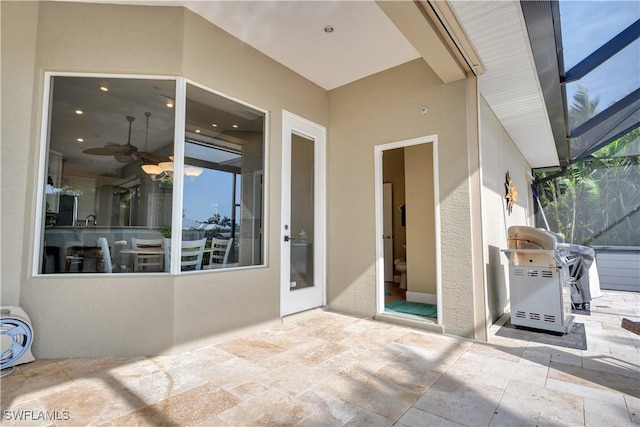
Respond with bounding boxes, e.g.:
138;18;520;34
2;290;639;426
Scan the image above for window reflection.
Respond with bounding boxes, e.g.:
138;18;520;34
40;76;265;274
42;75;176;274
182;84;265;270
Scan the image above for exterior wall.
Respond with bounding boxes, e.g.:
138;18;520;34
327;59;478;338
479;96;532;323
1;1;40;306
1;2;327;357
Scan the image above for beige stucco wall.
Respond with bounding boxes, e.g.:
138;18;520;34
404;143;436;295
1;2;327;357
479;96;532;323
328;59;478;338
1;1;40;307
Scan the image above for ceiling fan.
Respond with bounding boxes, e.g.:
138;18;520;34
83;114;163;164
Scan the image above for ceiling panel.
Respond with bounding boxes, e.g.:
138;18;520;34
450;1;560;168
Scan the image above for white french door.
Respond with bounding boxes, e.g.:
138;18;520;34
281;111;326;316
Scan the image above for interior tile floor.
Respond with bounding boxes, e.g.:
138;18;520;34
385;281;407;305
2;290;639;426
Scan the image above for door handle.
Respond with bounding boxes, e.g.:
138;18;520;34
284;235;290;242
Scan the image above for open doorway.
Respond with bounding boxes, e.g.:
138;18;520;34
375;136;441;325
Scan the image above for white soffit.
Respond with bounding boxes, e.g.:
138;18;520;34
449;1;560;168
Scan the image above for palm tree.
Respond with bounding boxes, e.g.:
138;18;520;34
536;88;640;246
568;85;599;127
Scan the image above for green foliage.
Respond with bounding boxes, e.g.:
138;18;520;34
535;87;639;246
159;224;172;238
207;213;232;227
535;126;640;245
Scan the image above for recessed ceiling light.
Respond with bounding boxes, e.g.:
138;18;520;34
195;129;201;133
232;124;239;129
211;123;218;128
75;109;84;115
323;25;335;33
99;86;109;92
166;101;174;108
76;138;84;142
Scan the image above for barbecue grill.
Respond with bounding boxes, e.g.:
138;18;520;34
502;226;576;334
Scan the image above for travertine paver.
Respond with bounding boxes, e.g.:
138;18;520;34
1;290;638;426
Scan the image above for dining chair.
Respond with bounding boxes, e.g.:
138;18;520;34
205;238;233;269
65;240;102;272
131;237;165;272
64;242;85;272
180;238;207;271
96;237;113;273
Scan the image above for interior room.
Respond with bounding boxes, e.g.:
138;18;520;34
42;75;265;274
381;144;438;320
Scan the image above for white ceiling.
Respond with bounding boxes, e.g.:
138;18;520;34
187;0;422;90
57;0;559;168
74;0;421;90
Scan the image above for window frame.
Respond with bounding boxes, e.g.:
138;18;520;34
33;72;269;277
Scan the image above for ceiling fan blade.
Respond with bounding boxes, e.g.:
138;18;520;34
84;115;139;159
83;145;129;155
138;152;168;163
114;154;135;163
122;143;139;154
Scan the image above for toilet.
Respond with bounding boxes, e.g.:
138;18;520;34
394;259;407;290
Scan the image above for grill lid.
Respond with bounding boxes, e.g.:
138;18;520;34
507;226;558;251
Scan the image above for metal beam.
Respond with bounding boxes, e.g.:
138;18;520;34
564;20;640;84
574;122;640;161
570;88;640;137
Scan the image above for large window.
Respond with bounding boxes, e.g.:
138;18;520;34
39;75;265;275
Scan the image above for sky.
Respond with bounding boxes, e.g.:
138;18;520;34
560;1;640;123
183;168;236;223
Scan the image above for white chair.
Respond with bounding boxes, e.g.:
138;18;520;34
113;240;128;272
131;237;165;272
96;237;113;273
180;238;206;271
205;238;233;269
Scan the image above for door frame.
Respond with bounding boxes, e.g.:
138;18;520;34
374;135;442;325
280;110;327;316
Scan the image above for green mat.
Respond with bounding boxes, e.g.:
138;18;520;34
385;300;437;318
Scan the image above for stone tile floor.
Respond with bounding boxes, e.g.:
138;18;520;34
1;290;638;426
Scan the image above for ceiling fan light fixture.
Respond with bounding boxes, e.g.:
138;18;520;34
184;166;203;177
159;161;174;173
142;164;163;176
